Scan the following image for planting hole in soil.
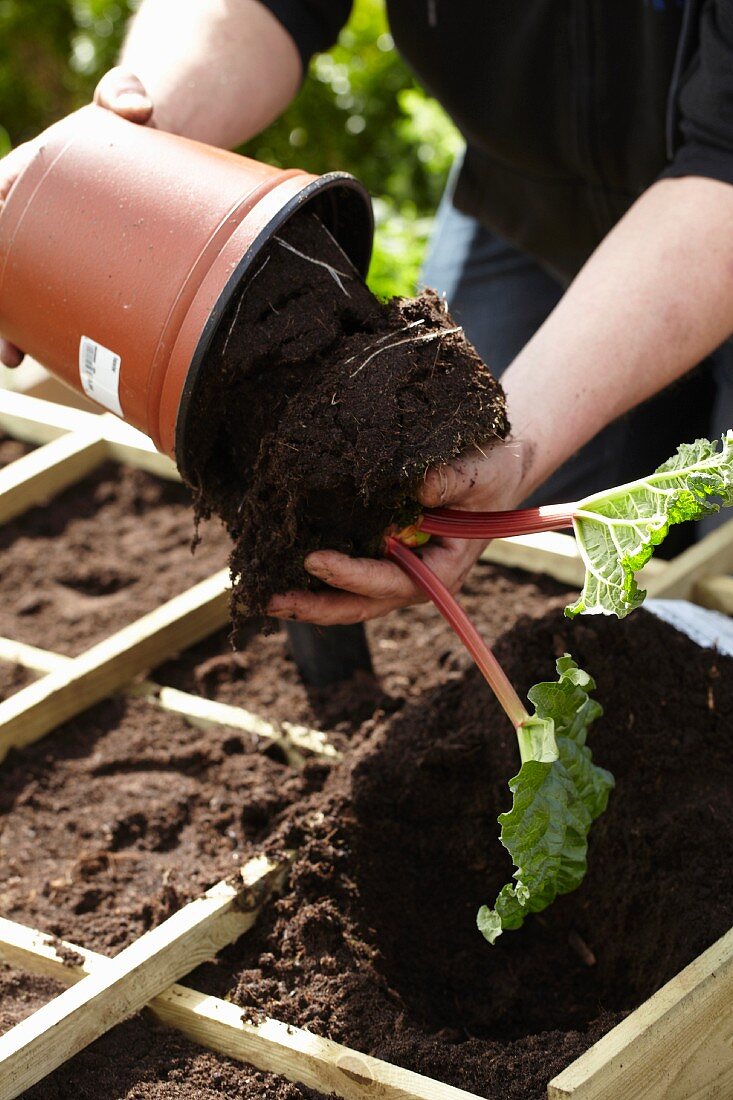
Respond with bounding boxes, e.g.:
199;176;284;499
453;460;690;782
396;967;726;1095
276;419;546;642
182;210;508;620
192;605;732;1100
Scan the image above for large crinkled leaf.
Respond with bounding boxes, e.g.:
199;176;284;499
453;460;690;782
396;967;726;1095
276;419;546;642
477;656;612;945
566;432;733;619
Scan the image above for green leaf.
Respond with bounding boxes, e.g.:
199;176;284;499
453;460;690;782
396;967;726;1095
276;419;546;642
477;656;612;944
566;432;733;619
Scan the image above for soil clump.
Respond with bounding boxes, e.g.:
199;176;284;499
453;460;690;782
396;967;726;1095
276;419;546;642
184;212;508;620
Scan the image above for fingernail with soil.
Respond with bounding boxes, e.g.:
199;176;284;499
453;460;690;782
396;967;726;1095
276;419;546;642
304;555;331;580
269;607;298;620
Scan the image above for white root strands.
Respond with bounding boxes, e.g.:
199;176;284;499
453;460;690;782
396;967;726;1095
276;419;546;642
348;325;463;380
317;219;362;276
221;256;271;358
274;238;352;298
343;319;426;366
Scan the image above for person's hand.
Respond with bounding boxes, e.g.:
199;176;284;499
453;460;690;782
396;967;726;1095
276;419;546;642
267;440;525;626
0;68;153;368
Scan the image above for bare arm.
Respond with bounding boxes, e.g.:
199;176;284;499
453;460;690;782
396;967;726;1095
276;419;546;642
268;174;733;625
501;175;733;503
117;0;301;146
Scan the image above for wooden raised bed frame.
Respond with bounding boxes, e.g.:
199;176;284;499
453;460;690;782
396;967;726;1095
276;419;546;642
0;384;731;1100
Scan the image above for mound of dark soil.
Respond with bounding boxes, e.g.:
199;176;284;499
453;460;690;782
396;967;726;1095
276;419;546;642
191;607;732;1100
184;212;508;620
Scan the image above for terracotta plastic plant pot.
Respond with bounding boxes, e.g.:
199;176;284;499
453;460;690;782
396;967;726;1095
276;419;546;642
0;105;373;473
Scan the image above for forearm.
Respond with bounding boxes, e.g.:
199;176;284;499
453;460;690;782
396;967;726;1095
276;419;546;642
503;176;733;502
119;0;301;145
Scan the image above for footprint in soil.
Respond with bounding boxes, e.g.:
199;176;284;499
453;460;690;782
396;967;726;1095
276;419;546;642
95;774;198;853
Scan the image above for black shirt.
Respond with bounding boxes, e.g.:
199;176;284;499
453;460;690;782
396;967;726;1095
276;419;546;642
259;0;733;280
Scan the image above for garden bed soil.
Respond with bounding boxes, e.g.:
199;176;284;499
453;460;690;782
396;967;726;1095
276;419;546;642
1;567;730;1098
184;211;508;620
0;432;33;469
0;694;325;953
152;562;570;734
0;661;34;701
0;462;230;655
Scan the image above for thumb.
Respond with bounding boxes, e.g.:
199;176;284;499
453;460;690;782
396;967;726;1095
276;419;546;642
94;68;154;124
417;448;487;508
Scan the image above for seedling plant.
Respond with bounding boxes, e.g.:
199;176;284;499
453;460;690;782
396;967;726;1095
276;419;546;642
387;433;733;943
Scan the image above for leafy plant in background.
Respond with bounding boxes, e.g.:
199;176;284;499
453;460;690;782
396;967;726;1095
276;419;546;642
0;0;460;298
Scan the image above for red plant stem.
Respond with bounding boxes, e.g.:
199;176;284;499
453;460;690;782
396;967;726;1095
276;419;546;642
419;503;577;539
384;537;528;729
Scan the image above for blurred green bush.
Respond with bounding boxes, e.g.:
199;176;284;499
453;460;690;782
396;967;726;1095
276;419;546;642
0;0;460;296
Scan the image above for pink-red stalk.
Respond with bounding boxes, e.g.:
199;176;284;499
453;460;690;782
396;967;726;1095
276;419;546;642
384;536;528;729
419;503;576;539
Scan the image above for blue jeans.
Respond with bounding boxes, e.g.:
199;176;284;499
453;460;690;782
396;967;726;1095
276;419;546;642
422;187;731;537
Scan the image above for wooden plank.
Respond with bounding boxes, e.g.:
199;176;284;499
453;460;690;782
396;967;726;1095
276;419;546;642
0;637;65;674
0;636;337;764
646;517;733;600
692;574;733;617
99;412;181;481
0;388;101;444
0;391;180;479
0;431;109;525
0;569;231;763
481;532;586;586
104;437;180;480
132;682;340;764
0;856;288;1100
548;927;733;1100
0;918;483;1100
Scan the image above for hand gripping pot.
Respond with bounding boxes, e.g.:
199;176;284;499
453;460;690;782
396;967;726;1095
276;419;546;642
0;105;373;477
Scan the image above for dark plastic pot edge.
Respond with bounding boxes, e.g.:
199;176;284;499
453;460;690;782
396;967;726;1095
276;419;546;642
174;172;373;480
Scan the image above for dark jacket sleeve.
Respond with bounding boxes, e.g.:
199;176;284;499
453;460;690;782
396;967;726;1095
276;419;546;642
256;0;353;69
660;0;733;186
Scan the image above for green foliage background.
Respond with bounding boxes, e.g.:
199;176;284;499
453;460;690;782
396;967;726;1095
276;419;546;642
0;0;460;297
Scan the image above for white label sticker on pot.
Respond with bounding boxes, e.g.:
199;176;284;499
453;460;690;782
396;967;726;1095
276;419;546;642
79;336;123;416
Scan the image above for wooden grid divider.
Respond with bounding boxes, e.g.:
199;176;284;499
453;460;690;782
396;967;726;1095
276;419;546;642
0;389;179;480
1;912;731;1100
693;573;733;616
0;429;109;525
0;855;290;1100
547;927;733;1099
645;515;733;600
0;568;230;761
0;387;732;1099
0;911;484;1100
0;636;338;766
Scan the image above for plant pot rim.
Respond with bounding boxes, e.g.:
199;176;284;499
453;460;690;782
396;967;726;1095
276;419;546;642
173;171;373;481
